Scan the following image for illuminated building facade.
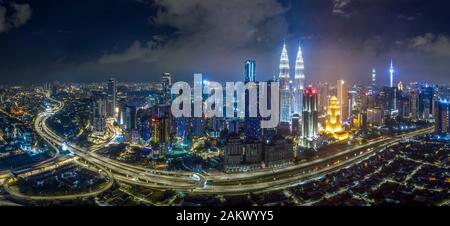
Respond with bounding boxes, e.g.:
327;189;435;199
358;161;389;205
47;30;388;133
162;73;172;104
410;91;419;120
419;86;434;120
371;68;377;92
291;113;300;135
435;99;450;133
92;97;107;134
337;80;349;120
107;78;116;117
389;60;395;88
325;96;342;133
151;116;170;155
318;82;330;115
301;87;318;147
224;137;293;171
397;81;404;91
279;43;292;123
244;60;256;83
244;61;260;141
367;107;384;126
293;45;305;115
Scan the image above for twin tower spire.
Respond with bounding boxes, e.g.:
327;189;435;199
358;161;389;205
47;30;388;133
278;42;305;80
278;42;306;123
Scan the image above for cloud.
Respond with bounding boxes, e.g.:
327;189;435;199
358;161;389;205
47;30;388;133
332;0;353;17
410;33;450;56
397;14;415;22
98;0;288;80
0;5;6;32
99;40;157;64
11;3;32;27
0;2;31;33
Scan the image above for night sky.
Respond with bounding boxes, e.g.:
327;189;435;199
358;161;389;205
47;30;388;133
1;0;450;85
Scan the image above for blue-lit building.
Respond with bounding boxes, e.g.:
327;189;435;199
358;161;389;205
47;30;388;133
371;68;377;93
244;117;260;141
389;60;395;88
175;117;187;138
293;45;305;116
120;105;137;130
191;117;205;138
161;73;172;104
227;118;240;135
107;78;116;117
139;115;152;142
279;43;292;123
419;86;434;120
244;61;261;141
261;80;277;141
383;86;397;112
244;60;256;83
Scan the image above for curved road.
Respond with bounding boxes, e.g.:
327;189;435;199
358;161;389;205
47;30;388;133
3;161;114;201
32;99;434;195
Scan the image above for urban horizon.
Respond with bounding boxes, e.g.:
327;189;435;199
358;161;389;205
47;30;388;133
0;0;449;220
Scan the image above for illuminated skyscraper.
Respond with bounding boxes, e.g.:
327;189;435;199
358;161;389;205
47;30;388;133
162;72;172;87
293;45;305;115
371;68;376;92
244;60;256;82
397;81;404;91
337;80;349;120
107;78;116;117
325;96;342;133
435;99;450;133
92;97;107;134
410;91;419;120
389;60;395;88
243;60;260;140
291;113;300;135
151;116;170;156
318;82;330;114
279;42;292;123
301;87;318;145
162;73;172;104
383;86;397;112
419;86;434;120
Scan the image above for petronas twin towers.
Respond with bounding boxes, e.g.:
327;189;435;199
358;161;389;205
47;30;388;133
279;42;306;124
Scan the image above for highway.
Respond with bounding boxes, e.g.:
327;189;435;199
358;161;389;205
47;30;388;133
3;160;114;201
16;99;434;197
34;111;202;190
194;127;433;195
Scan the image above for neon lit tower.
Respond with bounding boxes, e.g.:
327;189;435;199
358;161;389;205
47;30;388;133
371;68;376;90
279;42;292;123
389;60;394;88
293;44;305;115
244;60;256;82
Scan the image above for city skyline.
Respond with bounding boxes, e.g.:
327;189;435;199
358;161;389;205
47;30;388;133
1;0;449;210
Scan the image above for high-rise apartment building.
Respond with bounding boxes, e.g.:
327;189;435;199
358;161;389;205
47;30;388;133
301;87;318;144
107;78;117;117
337;80;349;120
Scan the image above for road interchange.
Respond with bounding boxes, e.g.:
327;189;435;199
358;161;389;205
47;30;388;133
4;99;434;198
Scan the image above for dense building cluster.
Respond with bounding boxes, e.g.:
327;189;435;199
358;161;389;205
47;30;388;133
39;42;449;171
20;43;449;174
